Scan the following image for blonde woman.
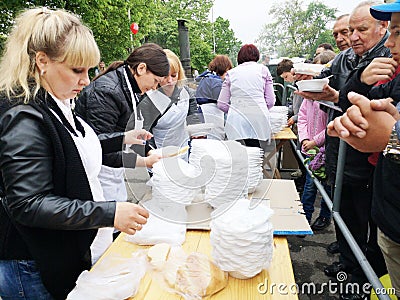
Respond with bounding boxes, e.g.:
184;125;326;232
0;8;151;299
141;49;202;152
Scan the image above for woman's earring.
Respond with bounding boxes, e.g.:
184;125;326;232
40;69;44;76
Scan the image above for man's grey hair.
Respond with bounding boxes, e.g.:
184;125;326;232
352;1;388;26
353;0;384;12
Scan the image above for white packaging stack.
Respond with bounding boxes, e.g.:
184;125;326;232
269;106;288;135
149;157;198;206
189;139;249;208
245;146;264;193
210;199;274;279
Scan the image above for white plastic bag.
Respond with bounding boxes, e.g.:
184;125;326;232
67;250;147;300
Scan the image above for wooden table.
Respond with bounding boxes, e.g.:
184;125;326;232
92;231;298;299
264;127;297;179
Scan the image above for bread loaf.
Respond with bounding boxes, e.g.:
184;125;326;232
175;253;227;297
147;243;171;270
148;246;228;297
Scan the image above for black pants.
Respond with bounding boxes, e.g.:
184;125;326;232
337;182;387;283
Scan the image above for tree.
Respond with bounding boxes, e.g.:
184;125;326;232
0;0;242;72
256;0;336;58
145;0;241;72
213;17;241;65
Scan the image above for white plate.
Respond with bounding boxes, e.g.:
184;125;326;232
296;78;329;92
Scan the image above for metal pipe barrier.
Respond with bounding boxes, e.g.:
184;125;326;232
290;139;390;300
273;83;285;105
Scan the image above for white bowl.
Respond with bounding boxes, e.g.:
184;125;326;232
293;63;325;76
296;78;329;92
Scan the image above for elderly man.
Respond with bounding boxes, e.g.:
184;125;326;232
318;14;352;253
333;14;351;51
308;14;352;234
297;2;390;299
327;1;400;296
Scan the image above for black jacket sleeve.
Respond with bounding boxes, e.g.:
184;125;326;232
0;106;115;230
338;67;374;112
369;74;400;105
338;67;400;111
76;81;137;168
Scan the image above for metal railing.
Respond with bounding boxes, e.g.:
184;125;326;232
290;139;391;300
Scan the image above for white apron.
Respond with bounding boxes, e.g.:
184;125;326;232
152;88;190;150
225;97;271;142
70;120;114;265
51;99;114;265
200;103;225;140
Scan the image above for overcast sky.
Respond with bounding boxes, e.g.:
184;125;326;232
212;0;354;44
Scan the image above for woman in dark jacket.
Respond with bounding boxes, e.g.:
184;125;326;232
0;8;150;299
75;43;168;210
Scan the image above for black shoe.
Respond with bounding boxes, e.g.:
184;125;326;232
339;292;367;300
324;261;346;277
311;216;331;231
327;241;340;254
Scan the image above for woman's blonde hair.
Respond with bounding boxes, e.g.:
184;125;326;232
164;49;186;87
0;7;100;103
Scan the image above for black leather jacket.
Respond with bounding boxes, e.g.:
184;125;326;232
76;65;141;168
323;32;391;184
0;91;116;299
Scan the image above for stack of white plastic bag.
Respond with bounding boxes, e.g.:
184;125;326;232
269;106;288;135
67;251;147;300
210;199;274;279
149;157;198;206
245;146;263;193
189;139;249;208
126;157;200;246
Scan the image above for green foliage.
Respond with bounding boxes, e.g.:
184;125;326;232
257;0;336;58
0;0;241;73
145;0;241;72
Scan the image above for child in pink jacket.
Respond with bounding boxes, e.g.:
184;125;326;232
298;99;331;230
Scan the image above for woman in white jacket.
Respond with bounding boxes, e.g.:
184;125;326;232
217;44;275;149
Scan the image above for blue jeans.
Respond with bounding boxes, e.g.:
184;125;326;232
301;172;331;223
0;260;54;299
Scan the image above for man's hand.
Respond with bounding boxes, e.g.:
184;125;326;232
295;85;339;103
327;92;396;152
294;73;314;81
360;57;397;85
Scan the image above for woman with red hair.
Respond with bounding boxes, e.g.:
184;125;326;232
217;44;275;150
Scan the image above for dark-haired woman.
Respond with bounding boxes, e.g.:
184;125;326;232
75;43;169;261
217;44;275;149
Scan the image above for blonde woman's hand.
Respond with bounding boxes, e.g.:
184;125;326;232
124;129;153;145
114;202;149;235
